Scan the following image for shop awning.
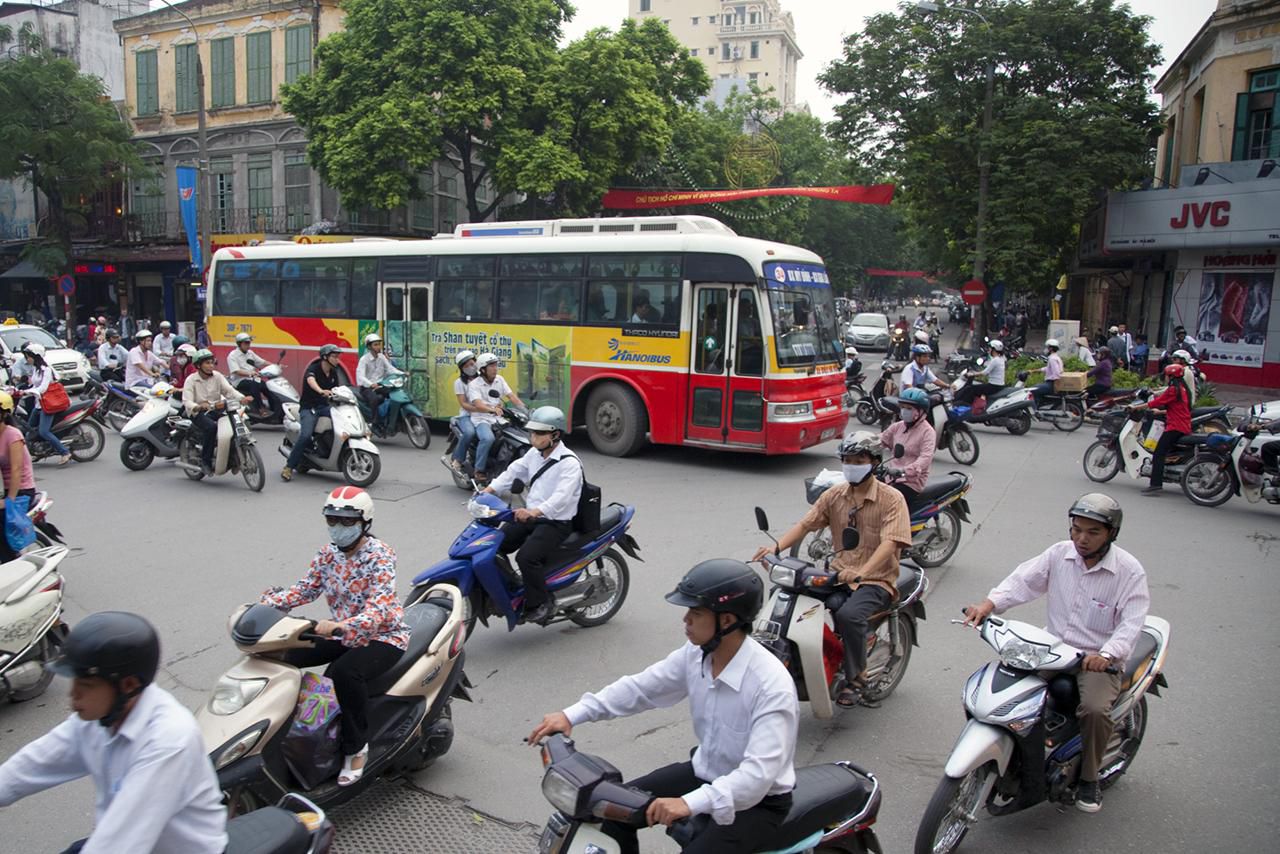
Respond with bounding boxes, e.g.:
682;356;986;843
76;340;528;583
0;259;48;280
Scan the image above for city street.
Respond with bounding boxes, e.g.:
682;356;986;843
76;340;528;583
2;360;1278;853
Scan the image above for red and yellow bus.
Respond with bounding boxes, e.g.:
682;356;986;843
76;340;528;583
205;216;847;456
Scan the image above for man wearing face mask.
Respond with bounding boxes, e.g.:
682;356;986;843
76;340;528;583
260;487;409;787
752;432;911;708
878;387;936;507
483;406;582;626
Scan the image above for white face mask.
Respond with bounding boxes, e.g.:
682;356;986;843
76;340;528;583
843;463;873;484
901;408;918;424
462;366;477;377
328;521;363;549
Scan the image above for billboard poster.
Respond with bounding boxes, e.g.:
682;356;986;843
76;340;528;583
1195;270;1273;367
429;323;573;416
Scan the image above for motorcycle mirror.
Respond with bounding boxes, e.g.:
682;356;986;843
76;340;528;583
278;349;286;360
894;443;905;459
510;478;526;495
1017;370;1029;381
754;506;770;532
841;527;860;552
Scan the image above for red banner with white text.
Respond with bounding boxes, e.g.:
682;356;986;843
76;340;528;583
601;184;896;210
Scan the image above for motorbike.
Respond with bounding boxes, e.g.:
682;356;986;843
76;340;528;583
890;326;909;361
948;367;1034;435
244;353;302;428
854;360;899;429
1082;406;1233;486
25;491;65;549
0;545;70;704
880;391;980;465
535;734;884;854
197;583;471;815
408;491;640;637
1180;420;1280;507
752;507;926;720
913;613;1170;854
279;379;381;488
441;403;531;491
84;370;154;432
354;369;431;449
795;463;972;569
118;383;187;470
8;388;105;462
223;793;334;854
176;400;267;492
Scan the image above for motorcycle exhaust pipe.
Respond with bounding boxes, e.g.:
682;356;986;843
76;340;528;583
1;661;46;693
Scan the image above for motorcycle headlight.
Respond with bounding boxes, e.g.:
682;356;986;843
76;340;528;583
998;638;1054;670
541;768;583;816
768;565;797;587
208;675;268;716
212;721;269;770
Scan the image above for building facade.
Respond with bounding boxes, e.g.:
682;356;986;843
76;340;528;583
628;0;803;110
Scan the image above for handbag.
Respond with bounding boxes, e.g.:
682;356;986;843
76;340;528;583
40;381;70;414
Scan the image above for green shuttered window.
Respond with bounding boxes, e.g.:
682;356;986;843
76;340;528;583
211;38;235;108
136;50;158;116
175;43;198;113
246;31;272;104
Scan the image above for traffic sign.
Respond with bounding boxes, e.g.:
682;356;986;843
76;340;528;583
961;279;987;305
57;274;75;296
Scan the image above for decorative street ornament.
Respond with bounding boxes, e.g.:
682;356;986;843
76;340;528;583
723;133;781;189
601;184;895;209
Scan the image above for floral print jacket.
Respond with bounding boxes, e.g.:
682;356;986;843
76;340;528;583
261;537;410;650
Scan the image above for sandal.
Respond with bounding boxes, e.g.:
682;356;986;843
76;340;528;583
835;686;862;708
337;743;368;787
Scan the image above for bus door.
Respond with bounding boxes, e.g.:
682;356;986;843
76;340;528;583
686;284;766;447
381;282;432;408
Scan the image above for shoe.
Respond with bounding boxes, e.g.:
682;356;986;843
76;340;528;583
57;454;72;466
525;600;556;626
337;744;369;787
449;459;465;474
280;466;293;482
1076;780;1101;813
201;462;215;477
1140;486;1162;496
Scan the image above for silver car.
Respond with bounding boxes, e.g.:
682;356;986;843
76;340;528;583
845;312;891;352
0;325;92;393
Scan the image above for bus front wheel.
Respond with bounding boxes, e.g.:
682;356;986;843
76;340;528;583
585;383;648;457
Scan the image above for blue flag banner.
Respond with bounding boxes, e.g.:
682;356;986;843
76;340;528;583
176;166;202;271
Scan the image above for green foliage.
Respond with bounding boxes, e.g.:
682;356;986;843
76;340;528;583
821;0;1160;293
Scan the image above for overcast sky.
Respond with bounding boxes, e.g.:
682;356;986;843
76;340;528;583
565;0;1218;121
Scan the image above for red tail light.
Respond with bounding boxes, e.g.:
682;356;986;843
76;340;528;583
448;623;465;658
40;578;63;593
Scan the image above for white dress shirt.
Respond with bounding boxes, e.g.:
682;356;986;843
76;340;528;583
226;347;265;380
97;342;128;370
565;637;798;826
489;442;583;521
153;333;175;358
125;346;160;386
988;540;1151;661
357;351;394;387
978;354;1006;386
467;374;513;425
0;684;227;854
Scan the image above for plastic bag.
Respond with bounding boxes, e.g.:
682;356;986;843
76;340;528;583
282;673;343;789
5;495;34;553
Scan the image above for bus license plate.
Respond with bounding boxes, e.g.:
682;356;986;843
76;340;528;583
820;427;837;441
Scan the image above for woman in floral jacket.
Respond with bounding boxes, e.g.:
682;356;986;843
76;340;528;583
261;486;409;786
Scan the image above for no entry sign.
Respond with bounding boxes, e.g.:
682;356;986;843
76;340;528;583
961;279;988;305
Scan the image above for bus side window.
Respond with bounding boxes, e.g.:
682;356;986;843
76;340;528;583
585;282;615;322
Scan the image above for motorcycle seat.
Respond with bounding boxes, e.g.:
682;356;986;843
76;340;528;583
1120;630;1159;689
1175;433;1212;447
896;565;924;602
910;476;966;508
367;600;451;696
1190;406;1224;418
771;764;874;843
982;386;1021;403
557;504;624;550
224;805;311;854
58;400;95;417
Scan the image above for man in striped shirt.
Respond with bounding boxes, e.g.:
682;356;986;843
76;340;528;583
963;493;1150;814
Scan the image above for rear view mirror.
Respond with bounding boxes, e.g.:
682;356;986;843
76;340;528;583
894;443;905;459
1016;370;1029;381
278;350;286;360
841;527;861;552
754;506;770;532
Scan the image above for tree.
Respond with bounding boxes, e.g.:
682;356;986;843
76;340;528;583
821;0;1160;298
0;25;142;312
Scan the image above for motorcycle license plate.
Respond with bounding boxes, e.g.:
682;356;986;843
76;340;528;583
538;814;570;854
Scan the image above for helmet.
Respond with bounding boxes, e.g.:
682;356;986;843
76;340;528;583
159;320;171;329
323;486;374;523
48;611;161;726
1068;493;1123;540
1074;336;1089;347
1045;338;1060;350
1164;363;1184;378
476;352;499;370
455;349;476;367
319;343;341;358
172;335;189;347
22;342;46;357
1109;325;1119;333
914;330;930;344
235;332;253;344
989;339;1004;352
665;559;764;654
364;333;382;346
0;391;13;413
837;430;884;462
845;346;858;356
193;348;215;365
899;387;929;409
106;328;120;338
911;343;931;356
177;343;198;358
1172;349;1192;363
526;405;568;434
135;329;153;340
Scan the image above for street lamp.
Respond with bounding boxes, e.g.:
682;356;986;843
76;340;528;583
916;1;995;337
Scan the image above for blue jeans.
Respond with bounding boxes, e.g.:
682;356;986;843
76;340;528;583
29;406;69;456
473;421;496;472
451;415;477;463
1030;381;1054;408
286;404;330;469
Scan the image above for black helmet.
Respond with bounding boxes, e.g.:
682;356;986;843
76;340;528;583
48;612;160;726
1069;493;1122;540
666;559;763;656
319;343;341;358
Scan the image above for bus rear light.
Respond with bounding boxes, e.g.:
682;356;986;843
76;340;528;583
768;401;814;423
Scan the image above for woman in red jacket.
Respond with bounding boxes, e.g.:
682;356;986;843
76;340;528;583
1134;363;1192;495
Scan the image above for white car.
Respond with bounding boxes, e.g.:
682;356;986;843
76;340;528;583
845;312;892;352
0;324;93;393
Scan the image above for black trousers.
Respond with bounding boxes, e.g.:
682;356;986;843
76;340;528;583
890;482;919;508
358;387;386;422
954;381;1002;406
1148;429;1186;488
192;410;223;468
831;586;892;680
1261;440;1280;473
601;761;792;854
286;639;402;755
235;378;271;414
500;518;571;609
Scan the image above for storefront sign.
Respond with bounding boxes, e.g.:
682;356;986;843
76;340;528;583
1104;181;1280;250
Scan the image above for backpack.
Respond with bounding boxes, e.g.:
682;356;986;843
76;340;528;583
526;452;602;533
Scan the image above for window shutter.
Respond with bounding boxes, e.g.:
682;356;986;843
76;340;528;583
1231;92;1250;161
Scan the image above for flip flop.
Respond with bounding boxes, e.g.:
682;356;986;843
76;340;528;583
338;743;368;787
835;687;861;708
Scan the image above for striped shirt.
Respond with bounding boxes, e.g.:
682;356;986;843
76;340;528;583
988;540;1150;661
799;478;912;598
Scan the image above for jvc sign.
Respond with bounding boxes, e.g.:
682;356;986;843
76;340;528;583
1169;200;1230;229
1104;181;1279;250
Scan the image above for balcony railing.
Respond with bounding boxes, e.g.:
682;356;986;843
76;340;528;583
73;206;413;244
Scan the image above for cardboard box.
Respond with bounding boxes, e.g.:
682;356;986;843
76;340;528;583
1055;371;1087;392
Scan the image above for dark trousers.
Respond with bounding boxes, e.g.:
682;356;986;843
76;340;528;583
601;761;792;854
286;639;402;755
954;381;1001;406
831;585;892;680
285;404;331;469
235;378;270;413
1030;381;1054;408
1086;384;1110;400
1261;440;1280;473
1148;429;1186;488
500;518;571;609
358;387;385;423
890;482;919;510
192;410;223;468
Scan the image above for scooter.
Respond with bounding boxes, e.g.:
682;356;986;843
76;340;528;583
1082;405;1232;486
753;508;926;720
440;403;531;491
1180;419;1280;507
26;491;65;549
8;389;106;462
890;326;909;361
949;367;1034;435
197;583;471;815
279;378;381;488
355;370;430;449
536;734;884;854
245;353;301;428
0;545;71;704
223;794;334;854
881;391;980;465
176;400;267;492
408;491;641;637
913;613;1170;854
118;383;187;470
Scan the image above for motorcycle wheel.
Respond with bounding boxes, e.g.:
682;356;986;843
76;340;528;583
1082;440;1121;483
104;397;133;431
1052;400;1085;432
341;447;381;487
910;508;961;568
569;548;630;628
120;437;156;471
239;445;266;492
946;425;980;465
179;436;205;480
1180;457;1235;507
68;421;105;462
1004;411;1032;436
7;636;56;702
1100;696;1148;789
862;616;914;703
223;785;265;820
914;764;996;854
405;414;431;449
854;399;877;425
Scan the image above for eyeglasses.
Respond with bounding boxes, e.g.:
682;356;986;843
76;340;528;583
325;516;361;527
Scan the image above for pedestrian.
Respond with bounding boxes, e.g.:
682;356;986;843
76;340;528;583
1132;334;1149;377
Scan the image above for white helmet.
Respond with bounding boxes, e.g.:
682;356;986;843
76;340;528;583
135;329;153;340
1045;338;1060;350
845;346;859;356
989;339;1004;352
476;352;499;370
235;332;252;344
364;333;382;347
323;485;374;523
159;320;171;329
455;349;476;367
1172;349;1192;363
914;329;931;344
22;342;46;357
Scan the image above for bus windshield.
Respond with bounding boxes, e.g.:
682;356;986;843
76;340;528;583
762;262;841;368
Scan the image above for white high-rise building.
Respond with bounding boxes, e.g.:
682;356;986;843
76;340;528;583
629;0;803;110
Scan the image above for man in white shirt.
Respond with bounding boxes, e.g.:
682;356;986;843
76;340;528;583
963;494;1149;814
124;329;162;387
152;321;176;358
226;332;273;418
899;344;948;392
466;352;526;480
485;405;581;625
0;612;227;853
356;333;395;429
96;329;128;381
528;560;799;853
